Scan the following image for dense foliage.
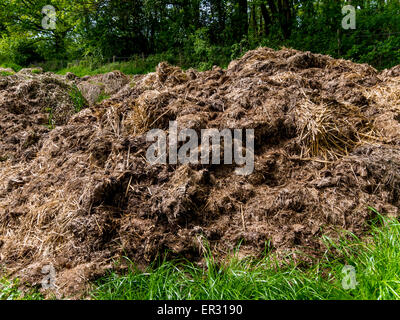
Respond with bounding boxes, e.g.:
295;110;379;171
0;0;399;71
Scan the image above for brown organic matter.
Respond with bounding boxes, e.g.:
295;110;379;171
0;48;399;298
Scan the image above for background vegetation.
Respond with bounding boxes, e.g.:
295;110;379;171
0;0;399;75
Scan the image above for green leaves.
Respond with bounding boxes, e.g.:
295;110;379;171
1;1;400;71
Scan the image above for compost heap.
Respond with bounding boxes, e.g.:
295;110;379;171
0;48;400;297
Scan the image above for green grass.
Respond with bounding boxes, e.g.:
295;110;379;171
0;277;43;300
54;48;231;77
96;91;111;104
92;211;400;300
31;68;42;74
69;85;87;113
57;53;177;77
57;61;146;77
0;62;22;72
44;107;55;129
0;71;14;76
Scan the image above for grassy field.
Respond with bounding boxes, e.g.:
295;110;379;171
1;212;399;300
56;60;155;77
56;53;189;77
1;49;231;78
1;53;175;78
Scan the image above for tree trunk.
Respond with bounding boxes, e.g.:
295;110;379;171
277;0;292;39
237;0;249;40
260;3;272;36
251;4;258;39
266;0;278;16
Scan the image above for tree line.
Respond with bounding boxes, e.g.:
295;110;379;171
0;0;399;71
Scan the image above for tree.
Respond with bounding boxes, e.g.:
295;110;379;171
0;0;93;63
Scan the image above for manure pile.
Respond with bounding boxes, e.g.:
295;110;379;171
0;48;400;297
